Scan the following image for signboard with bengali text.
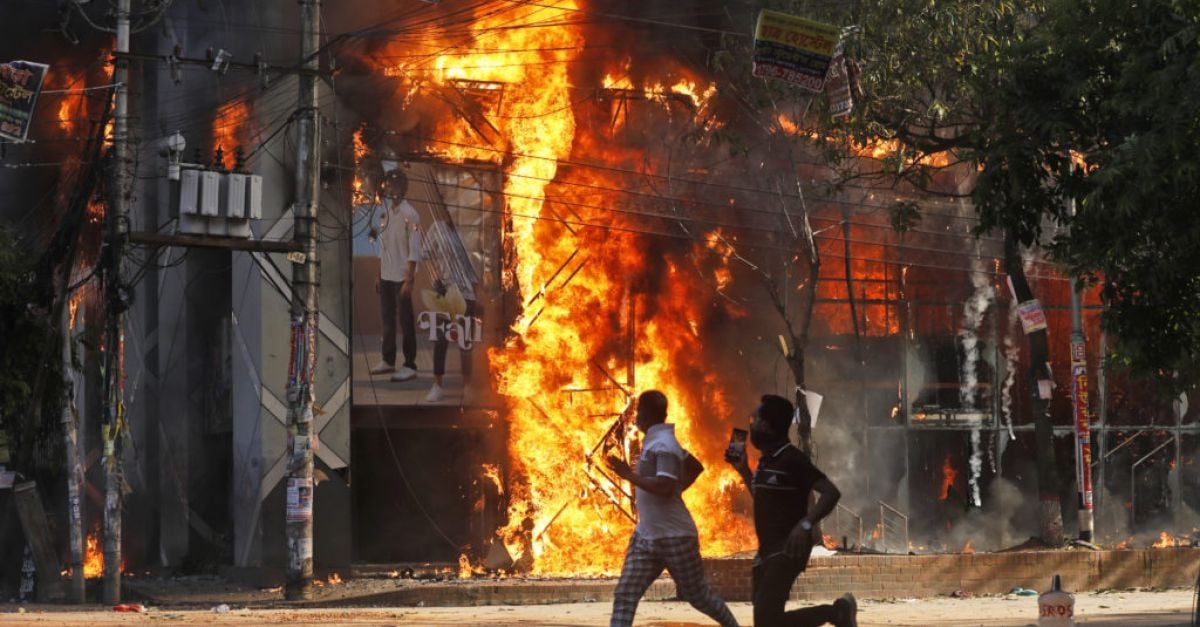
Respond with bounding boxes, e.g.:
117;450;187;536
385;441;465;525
0;60;49;142
752;10;841;92
1073;367;1093;507
1016;299;1048;334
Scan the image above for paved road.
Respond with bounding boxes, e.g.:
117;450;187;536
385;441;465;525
1;589;1194;626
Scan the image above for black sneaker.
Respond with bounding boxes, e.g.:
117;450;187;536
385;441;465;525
837;592;857;627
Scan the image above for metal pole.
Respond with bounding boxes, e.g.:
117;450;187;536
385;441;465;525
1095;331;1108;512
103;0;132;605
61;295;84;603
1068;194;1095;542
285;0;321;601
1172;394;1184;529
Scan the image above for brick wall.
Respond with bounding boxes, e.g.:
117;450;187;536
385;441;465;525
703;548;1200;602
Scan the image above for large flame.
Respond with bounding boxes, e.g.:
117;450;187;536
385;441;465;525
364;0;756;574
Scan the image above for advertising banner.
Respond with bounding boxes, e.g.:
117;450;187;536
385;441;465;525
0;60;49;142
752;10;841;92
1016;299;1048;334
1073;367;1093;507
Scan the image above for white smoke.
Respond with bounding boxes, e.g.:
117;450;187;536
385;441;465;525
960;252;994;508
969;428;983;507
959;253;995;408
1001;309;1019;440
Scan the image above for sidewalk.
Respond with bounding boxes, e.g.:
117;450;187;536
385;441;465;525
1;589;1194;626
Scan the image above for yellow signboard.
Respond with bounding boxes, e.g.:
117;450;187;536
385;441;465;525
753;10;841;92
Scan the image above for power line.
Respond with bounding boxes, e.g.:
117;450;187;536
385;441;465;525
365;129;986;224
316;174;1066;282
318;147;994;248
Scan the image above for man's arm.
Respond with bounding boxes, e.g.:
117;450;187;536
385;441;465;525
806;477;841;524
783;477;841;557
605;455;678;497
400;260;417;296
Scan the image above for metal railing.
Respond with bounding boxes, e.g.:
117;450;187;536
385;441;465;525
1131;437;1174;530
830;503;863;550
878;501;909;554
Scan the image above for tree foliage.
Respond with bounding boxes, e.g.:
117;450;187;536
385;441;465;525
719;0;1200;385
1007;0;1200;382
0;226;64;473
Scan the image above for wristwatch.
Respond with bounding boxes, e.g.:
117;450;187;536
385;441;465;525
800;519;813;531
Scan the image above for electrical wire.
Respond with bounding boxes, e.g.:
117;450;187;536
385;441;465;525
314;180;1069;282
363;129;989;227
315;159;1011;264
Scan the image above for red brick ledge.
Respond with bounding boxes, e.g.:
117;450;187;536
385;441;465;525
702;548;1200;602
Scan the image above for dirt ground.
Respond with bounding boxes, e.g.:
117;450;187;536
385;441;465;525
0;588;1194;626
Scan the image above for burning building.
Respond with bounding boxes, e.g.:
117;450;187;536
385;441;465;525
0;0;1197;597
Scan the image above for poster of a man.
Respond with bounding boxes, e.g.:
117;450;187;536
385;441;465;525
351;160;501;409
369;168;423;383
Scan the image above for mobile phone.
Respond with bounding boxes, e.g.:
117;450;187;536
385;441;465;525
725;428;748;461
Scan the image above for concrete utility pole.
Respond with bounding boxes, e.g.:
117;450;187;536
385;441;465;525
61;295;84;603
285;0;321;600
1068;194;1095;543
103;0;132;605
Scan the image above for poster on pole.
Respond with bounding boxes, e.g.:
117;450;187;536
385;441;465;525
752;10;841;92
1072;367;1093;507
286;477;313;522
1016;299;1048;334
0;60;49;142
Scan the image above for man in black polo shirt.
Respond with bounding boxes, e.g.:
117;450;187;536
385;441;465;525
726;394;857;627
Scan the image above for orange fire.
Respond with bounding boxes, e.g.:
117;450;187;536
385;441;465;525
212;100;253;170
327;572;343;585
776;113;950;168
351;126;369;205
704;230;738;293
50;62;100;138
961;539;975;554
83;527;103;578
481;463;504;496
68;293;81;330
822;534;838;550
362;0;755;574
86;198;104;225
814;220;900;336
458;553;483;579
939;454;958;500
1151;531;1177;548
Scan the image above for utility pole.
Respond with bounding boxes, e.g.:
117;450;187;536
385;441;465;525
285;0;321;600
1068;193;1094;543
61;294;84;603
102;0;132;605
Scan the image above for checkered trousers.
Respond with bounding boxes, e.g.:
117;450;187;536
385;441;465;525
610;533;739;627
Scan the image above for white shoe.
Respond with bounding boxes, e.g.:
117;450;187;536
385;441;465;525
424;384;444;403
369;361;395;375
390;366;417;382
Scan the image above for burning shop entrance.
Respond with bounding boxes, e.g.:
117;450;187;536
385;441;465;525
335;0;1199;575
